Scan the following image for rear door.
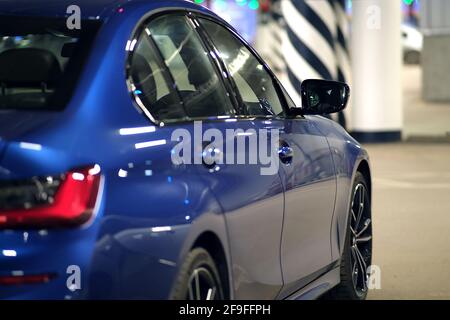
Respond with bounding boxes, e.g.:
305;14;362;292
139;13;285;299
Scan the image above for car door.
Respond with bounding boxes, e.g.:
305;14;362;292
196;16;337;297
194;117;286;300
141;13;285;299
277;116;337;297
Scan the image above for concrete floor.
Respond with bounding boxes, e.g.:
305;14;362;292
362;64;450;299
366;143;450;299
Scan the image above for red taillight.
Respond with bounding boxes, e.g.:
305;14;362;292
0;165;101;229
0;273;56;285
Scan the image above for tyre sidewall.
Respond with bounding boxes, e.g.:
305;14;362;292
170;248;224;300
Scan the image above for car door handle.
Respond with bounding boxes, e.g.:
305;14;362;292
278;143;294;164
202;141;221;169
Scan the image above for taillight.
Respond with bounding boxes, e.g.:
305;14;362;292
0;273;57;285
0;165;101;229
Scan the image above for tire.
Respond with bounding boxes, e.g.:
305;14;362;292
170;247;225;300
325;172;373;300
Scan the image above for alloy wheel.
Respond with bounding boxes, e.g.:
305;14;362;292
349;183;372;296
186;266;221;300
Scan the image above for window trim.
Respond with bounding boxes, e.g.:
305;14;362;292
192;12;296;120
185;13;242;116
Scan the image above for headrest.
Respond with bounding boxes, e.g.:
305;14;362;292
0;48;62;86
131;53;152;83
131;53;156;103
184;48;212;87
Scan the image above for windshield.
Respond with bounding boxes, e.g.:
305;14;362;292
0;16;101;110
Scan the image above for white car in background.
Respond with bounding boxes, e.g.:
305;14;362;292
402;23;423;64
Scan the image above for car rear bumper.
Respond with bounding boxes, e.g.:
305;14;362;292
0;222;189;299
0;227;98;299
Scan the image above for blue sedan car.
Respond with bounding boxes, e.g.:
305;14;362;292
0;0;372;300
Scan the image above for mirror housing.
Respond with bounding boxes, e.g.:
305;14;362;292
299;79;350;115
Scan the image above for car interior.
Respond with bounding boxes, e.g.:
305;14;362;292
0;47;62;109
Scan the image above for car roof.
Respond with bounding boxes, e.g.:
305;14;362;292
0;0;116;18
0;0;193;20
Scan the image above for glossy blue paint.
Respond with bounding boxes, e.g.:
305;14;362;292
196;120;286;299
0;0;370;299
276;116;337;298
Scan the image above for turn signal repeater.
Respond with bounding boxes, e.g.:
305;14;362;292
0;165;101;229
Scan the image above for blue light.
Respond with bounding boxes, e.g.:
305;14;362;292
184;199;190;205
134;89;142;95
167;176;173;183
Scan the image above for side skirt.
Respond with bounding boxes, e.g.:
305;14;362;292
284;266;341;300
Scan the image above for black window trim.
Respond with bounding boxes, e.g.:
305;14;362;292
183;13;239;117
188;13;246;116
191;12;298;121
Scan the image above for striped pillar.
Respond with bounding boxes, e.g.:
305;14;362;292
254;1;286;78
267;9;286;77
281;0;348;127
334;0;351;129
335;0;351;85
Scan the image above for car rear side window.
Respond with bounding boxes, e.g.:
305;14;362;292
199;18;285;117
0;16;101;110
128;27;186;122
146;14;236;120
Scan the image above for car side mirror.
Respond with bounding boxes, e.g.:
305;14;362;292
299;79;350;115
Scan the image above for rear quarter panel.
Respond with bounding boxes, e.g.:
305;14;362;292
0;2;233;299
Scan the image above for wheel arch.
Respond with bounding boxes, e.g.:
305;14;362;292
331;150;372;262
356;159;372;200
191;231;230;299
170;201;233;299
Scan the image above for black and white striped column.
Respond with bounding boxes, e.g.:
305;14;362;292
255;1;285;78
281;0;348;127
335;0;351;85
334;0;351;128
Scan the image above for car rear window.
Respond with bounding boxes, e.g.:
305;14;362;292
0;16;101;110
